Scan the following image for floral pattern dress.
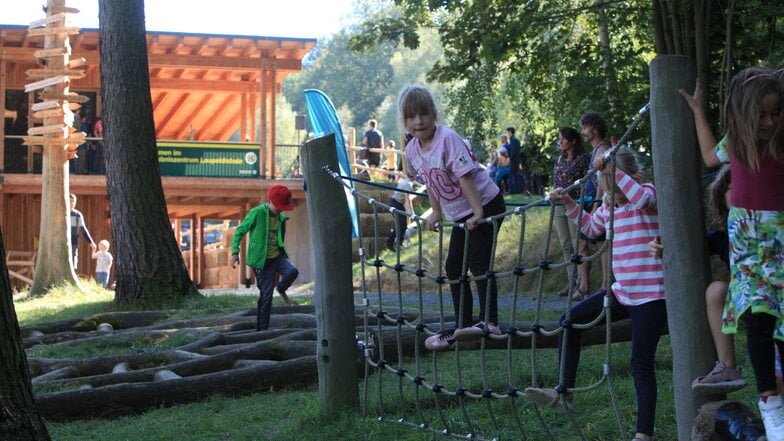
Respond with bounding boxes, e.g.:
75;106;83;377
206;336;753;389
716;142;784;340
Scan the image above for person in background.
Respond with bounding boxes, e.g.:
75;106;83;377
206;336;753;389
573;111;611;300
92;239;114;288
69;193;96;270
506;127;523;194
385;175;414;252
361;119;384;177
231;185;300;330
552;127;591;298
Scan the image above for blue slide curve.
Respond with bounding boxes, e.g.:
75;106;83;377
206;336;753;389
304;89;359;237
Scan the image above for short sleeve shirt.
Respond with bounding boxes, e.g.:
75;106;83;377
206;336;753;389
405;125;500;220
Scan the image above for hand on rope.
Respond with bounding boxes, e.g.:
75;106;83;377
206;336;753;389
426;210;442;232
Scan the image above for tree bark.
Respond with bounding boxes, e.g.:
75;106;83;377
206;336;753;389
0;227;51;440
98;0;199;308
29;0;80;297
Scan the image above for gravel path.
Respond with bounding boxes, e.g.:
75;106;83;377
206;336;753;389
203;285;573;312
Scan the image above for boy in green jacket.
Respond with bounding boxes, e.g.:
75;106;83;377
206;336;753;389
231;185;299;330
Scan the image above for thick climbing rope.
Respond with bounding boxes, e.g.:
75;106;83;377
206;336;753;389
320;103;652;441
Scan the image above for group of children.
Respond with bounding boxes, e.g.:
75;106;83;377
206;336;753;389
396;65;783;441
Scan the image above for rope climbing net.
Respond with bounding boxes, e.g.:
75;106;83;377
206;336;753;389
323;105;651;441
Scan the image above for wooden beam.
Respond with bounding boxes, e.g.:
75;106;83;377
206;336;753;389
150;77;258;93
202;95;238;141
172;94;213;140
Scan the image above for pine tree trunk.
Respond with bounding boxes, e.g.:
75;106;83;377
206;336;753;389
29;0;80;296
0;228;51;440
98;0;199;308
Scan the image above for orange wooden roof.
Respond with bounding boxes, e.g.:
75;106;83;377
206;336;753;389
0;25;316;141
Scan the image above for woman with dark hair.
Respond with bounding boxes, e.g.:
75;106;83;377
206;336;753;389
552;127;590;297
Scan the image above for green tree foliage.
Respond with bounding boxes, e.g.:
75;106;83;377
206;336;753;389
349;0;784;155
283;31;395;130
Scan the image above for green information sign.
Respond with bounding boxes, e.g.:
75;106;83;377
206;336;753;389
157;141;260;178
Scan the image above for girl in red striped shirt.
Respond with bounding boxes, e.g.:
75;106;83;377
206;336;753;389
527;145;666;441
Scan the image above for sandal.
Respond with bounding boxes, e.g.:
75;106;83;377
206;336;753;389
691;361;747;394
571;288;589;301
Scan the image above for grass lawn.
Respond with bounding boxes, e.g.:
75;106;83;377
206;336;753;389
13;194;763;440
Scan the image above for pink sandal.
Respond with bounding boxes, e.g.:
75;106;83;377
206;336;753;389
691;361;747;394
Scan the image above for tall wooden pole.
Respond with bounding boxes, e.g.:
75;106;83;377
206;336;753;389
650;55;715;440
301;133;358;415
29;0;83;295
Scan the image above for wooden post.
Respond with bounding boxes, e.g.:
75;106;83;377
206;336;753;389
300;133;358;414
650;55;716;441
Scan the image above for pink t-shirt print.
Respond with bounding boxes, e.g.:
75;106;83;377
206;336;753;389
406;125;499;221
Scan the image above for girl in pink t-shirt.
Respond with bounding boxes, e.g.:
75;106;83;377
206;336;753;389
681;67;784;439
397;85;506;352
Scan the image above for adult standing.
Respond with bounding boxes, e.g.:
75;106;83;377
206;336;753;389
231;185;299;330
361;119;384;172
69;193;96;270
89;116;103;174
552;127;591;297
574;111;611;300
506;127;523;194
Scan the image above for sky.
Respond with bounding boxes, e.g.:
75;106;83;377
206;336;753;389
2;0;357;39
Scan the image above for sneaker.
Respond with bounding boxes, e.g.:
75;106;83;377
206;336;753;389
452;322;502;342
525;387;573;414
691;361;747;394
759;395;784;441
425;330;455;351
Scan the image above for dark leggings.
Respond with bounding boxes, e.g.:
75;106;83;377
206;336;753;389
558;290;667;436
445;192;506;328
742;311;784;394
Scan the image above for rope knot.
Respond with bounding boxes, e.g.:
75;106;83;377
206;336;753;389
435;276;447;284
396;368;407;377
377;359;387;368
538;260;551;270
482;388;494;398
507;387;519;397
415;323;426;332
485;270;497;279
394;263;405;272
570;254;583;264
512;266;525;276
530;324;541;334
415;269;427;277
413;376;424;385
376;311;386;319
455;388;467;396
396;315;407;325
372;259;384;268
432;384;443;393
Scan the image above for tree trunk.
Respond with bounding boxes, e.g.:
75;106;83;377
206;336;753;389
98;0;199;308
29;0;80;296
0;228;51;440
594;0;621;119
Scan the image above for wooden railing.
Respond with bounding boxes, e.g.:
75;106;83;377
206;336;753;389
7;250;36;287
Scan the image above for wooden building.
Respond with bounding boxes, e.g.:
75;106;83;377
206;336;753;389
0;24;317;289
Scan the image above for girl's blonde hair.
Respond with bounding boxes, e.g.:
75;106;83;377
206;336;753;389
99;239;110;250
599;145;645;200
724;66;784;171
396;85;439;134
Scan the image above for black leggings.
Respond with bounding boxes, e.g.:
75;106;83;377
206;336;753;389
743;311;784;394
445;192;506;328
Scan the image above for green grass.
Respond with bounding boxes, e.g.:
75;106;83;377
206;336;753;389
13;205;762;441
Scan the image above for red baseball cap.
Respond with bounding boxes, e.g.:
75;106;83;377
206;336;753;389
268;185;295;211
